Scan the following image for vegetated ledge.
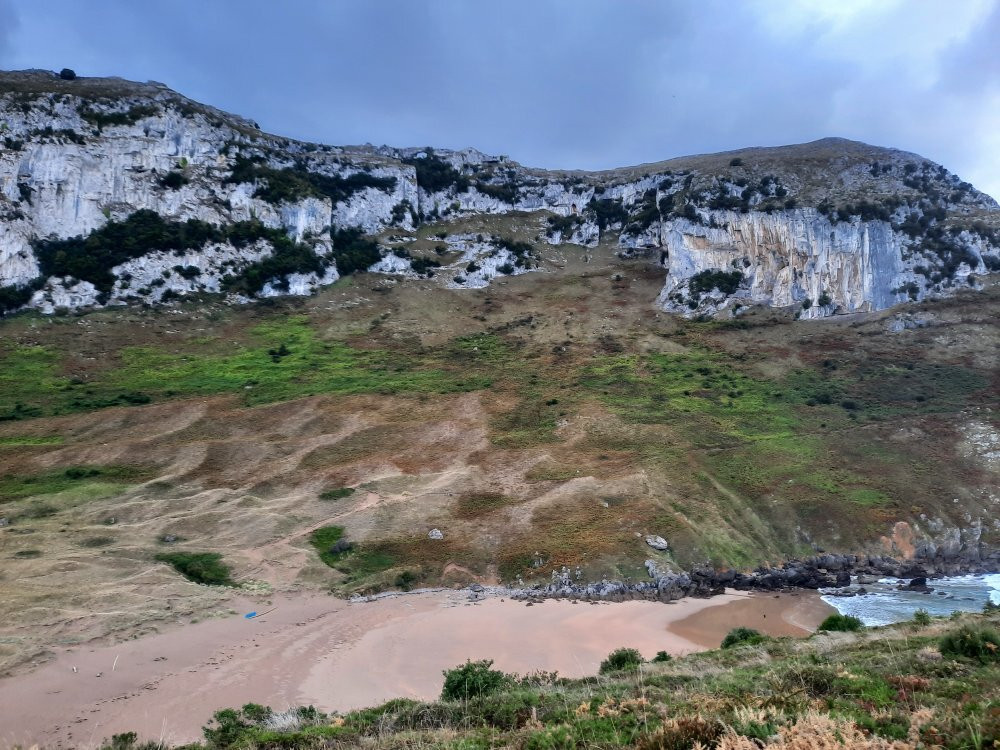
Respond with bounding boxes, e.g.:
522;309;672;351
492;548;1000;605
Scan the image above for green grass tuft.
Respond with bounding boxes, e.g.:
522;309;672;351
155;552;233;586
319;487;355;501
0;465;150;504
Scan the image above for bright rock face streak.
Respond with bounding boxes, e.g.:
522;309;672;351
1;72;998;316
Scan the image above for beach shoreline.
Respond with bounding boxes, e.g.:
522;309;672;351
0;587;832;749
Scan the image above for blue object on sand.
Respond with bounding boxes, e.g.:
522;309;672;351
244;611;257;619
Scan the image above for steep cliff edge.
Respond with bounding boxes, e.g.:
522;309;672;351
1;69;998;316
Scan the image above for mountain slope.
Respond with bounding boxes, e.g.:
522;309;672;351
0;70;998;677
1;69;998;318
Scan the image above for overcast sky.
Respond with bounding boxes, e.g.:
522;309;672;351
1;0;997;199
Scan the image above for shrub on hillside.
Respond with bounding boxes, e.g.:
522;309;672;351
441;659;510;701
939;624;1000;664
310;526;350;568
319;487;354;501
225;156;396;205
0;279;44;315
330;227;381;276
33;210;327;296
158;171;188;190
651;651;672;663
59;68;77;80
689;269;742;296
913;609;932;626
155;551;232;585
599;647;643;674
818;613;864;632
404;150;469;193
721;627;766;649
638;716;723;750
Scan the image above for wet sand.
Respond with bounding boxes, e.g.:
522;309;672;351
669;590;835;648
0;589;833;748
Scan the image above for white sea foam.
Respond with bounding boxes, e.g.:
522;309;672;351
821;574;998;626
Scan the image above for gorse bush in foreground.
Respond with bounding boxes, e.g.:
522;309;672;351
721;626;767;649
599;647;643;674
440;659;510;701
818;613;864;632
939;624;1000;664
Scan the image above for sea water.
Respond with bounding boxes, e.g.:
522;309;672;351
821;573;1000;626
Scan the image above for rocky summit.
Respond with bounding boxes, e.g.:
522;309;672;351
1;69;998;318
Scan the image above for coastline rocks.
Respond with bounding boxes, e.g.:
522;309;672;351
901;576;933;592
505;547;1000;604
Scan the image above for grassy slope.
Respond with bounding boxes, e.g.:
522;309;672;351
1;256;997;570
0;218;998;635
105;611;1000;749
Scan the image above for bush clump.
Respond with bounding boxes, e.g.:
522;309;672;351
939;624;1000;664
599;647;643;674
689;269;742;296
78;104;159;131
226;156;396;205
638;716;723;750
310;526;350;567
720;627;766;649
818;613;864;632
587;197;629;232
441;659;509;701
0;279;44;315
155;552;233;585
158;171;188;190
33;210;327;296
319;487;354;501
404;149;469;193
330;228;381;276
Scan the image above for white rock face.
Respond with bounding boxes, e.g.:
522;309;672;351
369;233;541;289
654;210;907;317
0;84;372;311
1;74;997;318
651;209;998;318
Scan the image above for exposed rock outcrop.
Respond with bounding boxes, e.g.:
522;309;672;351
508;546;1000;604
1;70;997;316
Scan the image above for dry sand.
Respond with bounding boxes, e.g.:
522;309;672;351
0;589;833;749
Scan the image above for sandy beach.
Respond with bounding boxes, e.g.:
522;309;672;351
0;589;833;748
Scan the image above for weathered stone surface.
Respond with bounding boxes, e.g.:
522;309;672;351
1;72;997;317
645;535;670;551
506;545;1000;604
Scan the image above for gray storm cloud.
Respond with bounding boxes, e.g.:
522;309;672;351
0;0;997;199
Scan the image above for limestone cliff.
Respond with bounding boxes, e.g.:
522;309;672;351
1;69;997;317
